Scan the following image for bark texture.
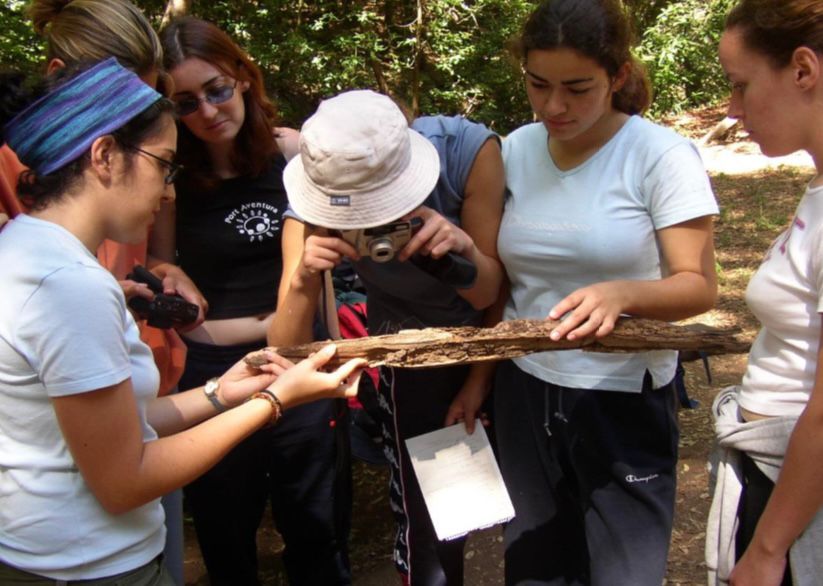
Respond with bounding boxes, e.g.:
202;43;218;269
248;317;752;370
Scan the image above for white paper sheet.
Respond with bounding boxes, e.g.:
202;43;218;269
405;421;514;541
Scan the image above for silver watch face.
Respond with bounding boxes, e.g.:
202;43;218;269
205;378;219;396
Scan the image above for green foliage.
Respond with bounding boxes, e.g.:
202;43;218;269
157;0;536;132
0;0;44;73
0;0;741;129
636;0;735;116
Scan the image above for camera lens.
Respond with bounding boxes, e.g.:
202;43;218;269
369;238;395;262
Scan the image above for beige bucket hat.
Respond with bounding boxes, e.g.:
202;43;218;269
283;89;440;230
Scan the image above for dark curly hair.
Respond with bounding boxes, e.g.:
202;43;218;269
0;62;173;210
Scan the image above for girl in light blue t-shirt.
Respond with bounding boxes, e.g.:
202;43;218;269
448;1;718;584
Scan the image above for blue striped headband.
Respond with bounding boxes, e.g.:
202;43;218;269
5;57;163;175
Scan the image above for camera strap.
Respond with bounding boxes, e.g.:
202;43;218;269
320;269;341;340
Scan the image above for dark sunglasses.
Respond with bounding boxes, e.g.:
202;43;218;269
129;146;183;185
174;80;238;116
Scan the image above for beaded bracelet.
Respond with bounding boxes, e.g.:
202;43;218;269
249;389;283;427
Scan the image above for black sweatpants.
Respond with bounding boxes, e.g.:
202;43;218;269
179;338;351;586
378;366;472;586
494;360;679;586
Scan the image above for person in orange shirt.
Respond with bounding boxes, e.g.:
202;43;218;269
0;147;25;221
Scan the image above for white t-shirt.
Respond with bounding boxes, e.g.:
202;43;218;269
0;215;164;580
499;117;719;391
740;185;823;417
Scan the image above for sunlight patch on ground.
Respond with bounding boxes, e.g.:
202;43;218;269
699;143;814;175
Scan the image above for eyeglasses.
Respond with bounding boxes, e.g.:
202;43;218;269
173;80;238;116
129;146;183;185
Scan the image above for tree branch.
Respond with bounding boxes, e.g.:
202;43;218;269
247;317;751;370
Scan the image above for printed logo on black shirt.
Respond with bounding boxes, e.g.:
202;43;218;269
225;202;281;242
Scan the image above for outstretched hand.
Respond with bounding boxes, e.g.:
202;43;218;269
215;351;295;407
547;281;628;342
269;344;368;409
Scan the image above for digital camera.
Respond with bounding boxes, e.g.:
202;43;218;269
333;217;478;289
335;217;423;263
126;265;199;329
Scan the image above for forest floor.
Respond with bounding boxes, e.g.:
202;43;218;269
183;106;817;585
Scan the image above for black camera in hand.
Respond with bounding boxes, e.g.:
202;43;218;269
126;265;199;329
409;251;477;290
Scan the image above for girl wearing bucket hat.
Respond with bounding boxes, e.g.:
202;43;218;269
448;1;718;585
269;89;506;585
157;16;353;586
0;59;365;585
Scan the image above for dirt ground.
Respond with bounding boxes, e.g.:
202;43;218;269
182;107;816;585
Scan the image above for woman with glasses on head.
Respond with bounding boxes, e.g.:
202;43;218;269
0;58;364;586
157;17;346;586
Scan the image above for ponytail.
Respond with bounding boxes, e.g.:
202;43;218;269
613;57;652;116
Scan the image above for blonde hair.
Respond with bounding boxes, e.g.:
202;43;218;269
29;0;162;78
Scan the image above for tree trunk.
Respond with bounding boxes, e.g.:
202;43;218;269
160;0;190;29
370;58;390;96
248;317;751;370
411;0;425;117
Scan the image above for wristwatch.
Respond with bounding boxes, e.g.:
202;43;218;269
204;377;227;413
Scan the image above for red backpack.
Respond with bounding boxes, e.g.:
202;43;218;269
336;301;379;408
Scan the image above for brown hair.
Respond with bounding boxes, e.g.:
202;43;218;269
160;16;279;189
28;0;162;79
513;0;651;115
726;0;823;67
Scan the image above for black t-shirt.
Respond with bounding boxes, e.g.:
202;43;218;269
175;156;287;319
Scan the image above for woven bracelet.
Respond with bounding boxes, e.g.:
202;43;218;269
249;390;283;427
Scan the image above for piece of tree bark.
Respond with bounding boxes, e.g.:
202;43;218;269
247;317;752;370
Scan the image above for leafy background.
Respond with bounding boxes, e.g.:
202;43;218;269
0;0;735;132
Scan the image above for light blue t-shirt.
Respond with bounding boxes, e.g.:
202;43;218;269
0;215;164;579
499;116;719;392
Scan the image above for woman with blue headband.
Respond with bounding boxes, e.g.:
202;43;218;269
0;59;365;585
0;3;205;584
